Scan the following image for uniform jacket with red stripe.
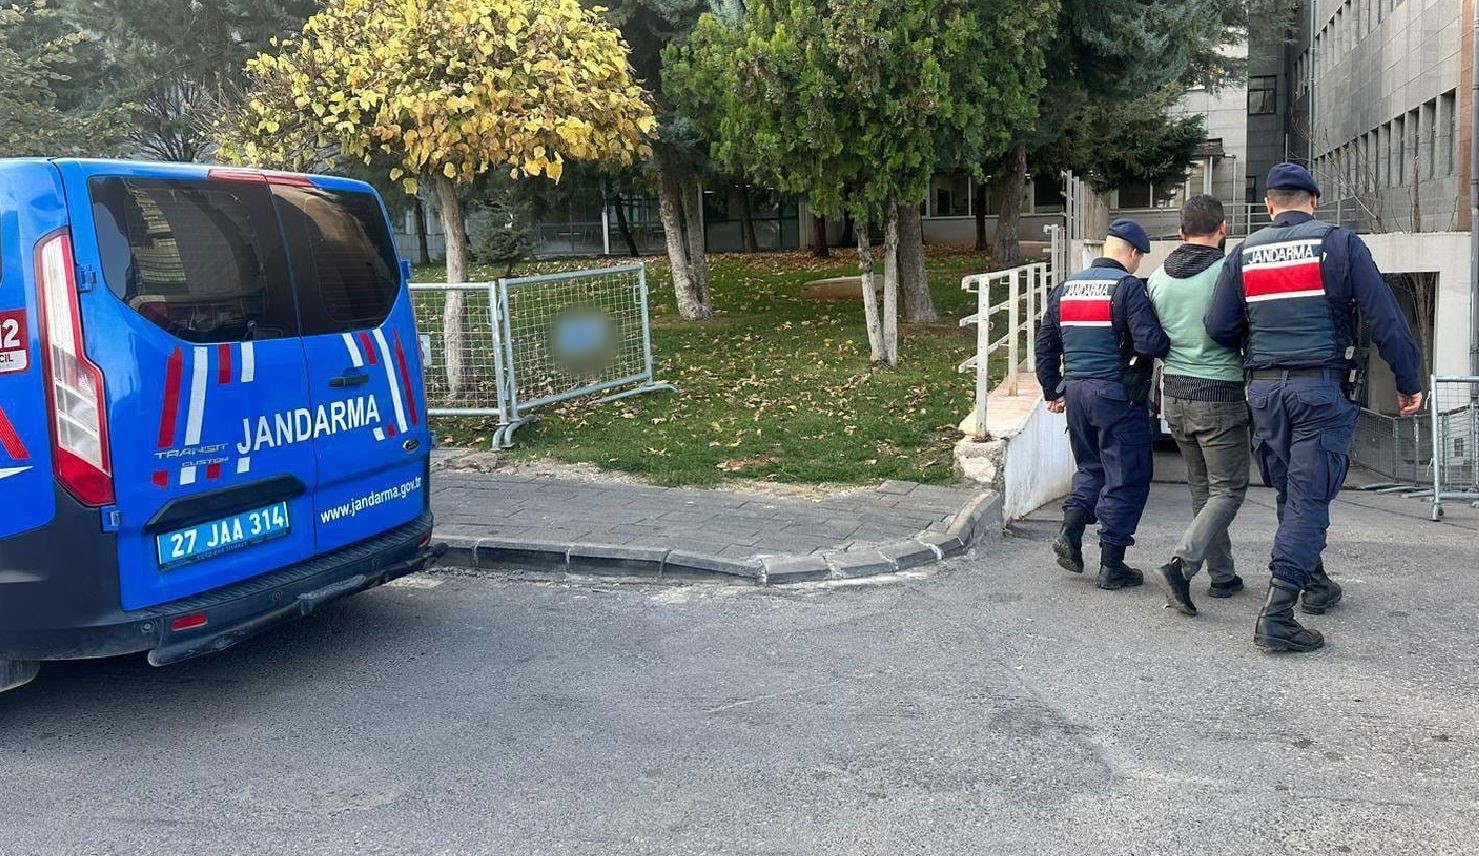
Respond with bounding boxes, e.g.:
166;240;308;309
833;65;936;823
1035;257;1169;400
1204;211;1421;395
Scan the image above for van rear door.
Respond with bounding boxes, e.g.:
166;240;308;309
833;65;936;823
60;161;321;611
0;161;62;539
268;179;430;553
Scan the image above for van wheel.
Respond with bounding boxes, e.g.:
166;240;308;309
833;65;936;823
1;659;40;693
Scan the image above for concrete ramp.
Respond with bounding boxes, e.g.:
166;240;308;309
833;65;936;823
956;374;1074;521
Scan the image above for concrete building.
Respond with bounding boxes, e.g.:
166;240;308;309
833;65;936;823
1278;0;1475;235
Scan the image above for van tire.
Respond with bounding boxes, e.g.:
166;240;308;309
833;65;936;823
1;659;39;693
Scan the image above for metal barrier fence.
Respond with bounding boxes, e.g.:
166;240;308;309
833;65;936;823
958;261;1055;440
1350;407;1431;486
1429;375;1479;520
411;263;674;447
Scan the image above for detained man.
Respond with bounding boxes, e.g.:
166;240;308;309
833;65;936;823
1145;195;1249;616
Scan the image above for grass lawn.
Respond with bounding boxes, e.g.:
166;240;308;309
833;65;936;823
415;248;1008;486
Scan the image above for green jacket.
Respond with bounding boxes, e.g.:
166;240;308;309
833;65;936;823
1146;251;1244;382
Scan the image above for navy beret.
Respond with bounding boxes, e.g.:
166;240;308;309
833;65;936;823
1266;162;1320;197
1106;218;1150;254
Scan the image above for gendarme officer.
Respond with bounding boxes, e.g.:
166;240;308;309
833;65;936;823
1206;163;1422;653
1036;218;1170;591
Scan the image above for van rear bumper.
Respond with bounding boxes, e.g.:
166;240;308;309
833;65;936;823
0;511;436;663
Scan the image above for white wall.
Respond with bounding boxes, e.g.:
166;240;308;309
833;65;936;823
1001;400;1074;521
1363;232;1472;377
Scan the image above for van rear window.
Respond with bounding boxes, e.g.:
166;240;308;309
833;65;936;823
88;176;298;342
270;186;401;336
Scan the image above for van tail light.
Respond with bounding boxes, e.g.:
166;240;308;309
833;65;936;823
36;230;114;506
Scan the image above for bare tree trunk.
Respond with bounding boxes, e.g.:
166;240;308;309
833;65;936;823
896;200;935;324
993;142;1028;267
811;211;830;258
882;202;901;365
857;220;885;363
611;191;641;257
734;185;759;253
432;174;469;399
973;179;988;252
657;166;706;320
680;170;713;312
413;197;431;265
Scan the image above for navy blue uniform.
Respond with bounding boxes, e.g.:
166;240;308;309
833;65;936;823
1205;211;1421;588
1036;258;1170;547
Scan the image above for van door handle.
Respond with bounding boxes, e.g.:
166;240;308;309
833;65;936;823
329;370;370;388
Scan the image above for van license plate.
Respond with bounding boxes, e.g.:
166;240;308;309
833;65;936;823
156;501;291;569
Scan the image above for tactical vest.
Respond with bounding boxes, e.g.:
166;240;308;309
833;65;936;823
1059;266;1132;381
1238;219;1348;367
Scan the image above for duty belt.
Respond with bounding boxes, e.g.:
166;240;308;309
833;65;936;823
1248;368;1344;381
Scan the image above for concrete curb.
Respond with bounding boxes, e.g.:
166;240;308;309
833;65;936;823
433;489;1002;587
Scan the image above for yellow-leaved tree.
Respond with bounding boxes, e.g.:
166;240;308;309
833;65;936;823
215;0;656;397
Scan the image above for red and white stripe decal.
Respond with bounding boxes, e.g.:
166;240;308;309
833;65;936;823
393;330;419;427
180;346;209;486
0;405;29;461
240;341;255;383
1060;296;1113;327
153;346;187;487
373;328;408;437
342;333;365;368
217;344;233;385
359;331;378;365
157;347;185;448
342;333;389;439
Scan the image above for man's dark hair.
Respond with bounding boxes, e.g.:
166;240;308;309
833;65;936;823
1266;188;1315;209
1180;194;1225;237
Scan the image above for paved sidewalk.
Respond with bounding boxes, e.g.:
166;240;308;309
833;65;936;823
429;460;999;583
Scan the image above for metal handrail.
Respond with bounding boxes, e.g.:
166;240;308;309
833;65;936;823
959;261;1054;441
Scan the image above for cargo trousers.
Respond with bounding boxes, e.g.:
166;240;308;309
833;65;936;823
1247;373;1358;589
1062;378;1155;548
1161;395;1250;583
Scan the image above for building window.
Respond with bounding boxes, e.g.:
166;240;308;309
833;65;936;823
1407;108;1419;184
1393;115;1404;187
1248;76;1277;115
928;173;971;217
1152;179;1183;210
1246;176;1257;203
1031;174;1065;213
1372;121;1384;189
1442;90;1457;175
1360;132;1372;192
1186;159;1208;197
1117;183;1151;209
1423;99;1437;179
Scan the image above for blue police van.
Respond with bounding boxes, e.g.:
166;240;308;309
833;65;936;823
0;159;437;694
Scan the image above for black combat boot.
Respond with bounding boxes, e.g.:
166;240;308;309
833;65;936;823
1300;562;1343;614
1253;578;1325;653
1097;544;1144;590
1153;557;1197;615
1052;510;1088;574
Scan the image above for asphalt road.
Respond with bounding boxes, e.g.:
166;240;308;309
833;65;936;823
2;483;1476;856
